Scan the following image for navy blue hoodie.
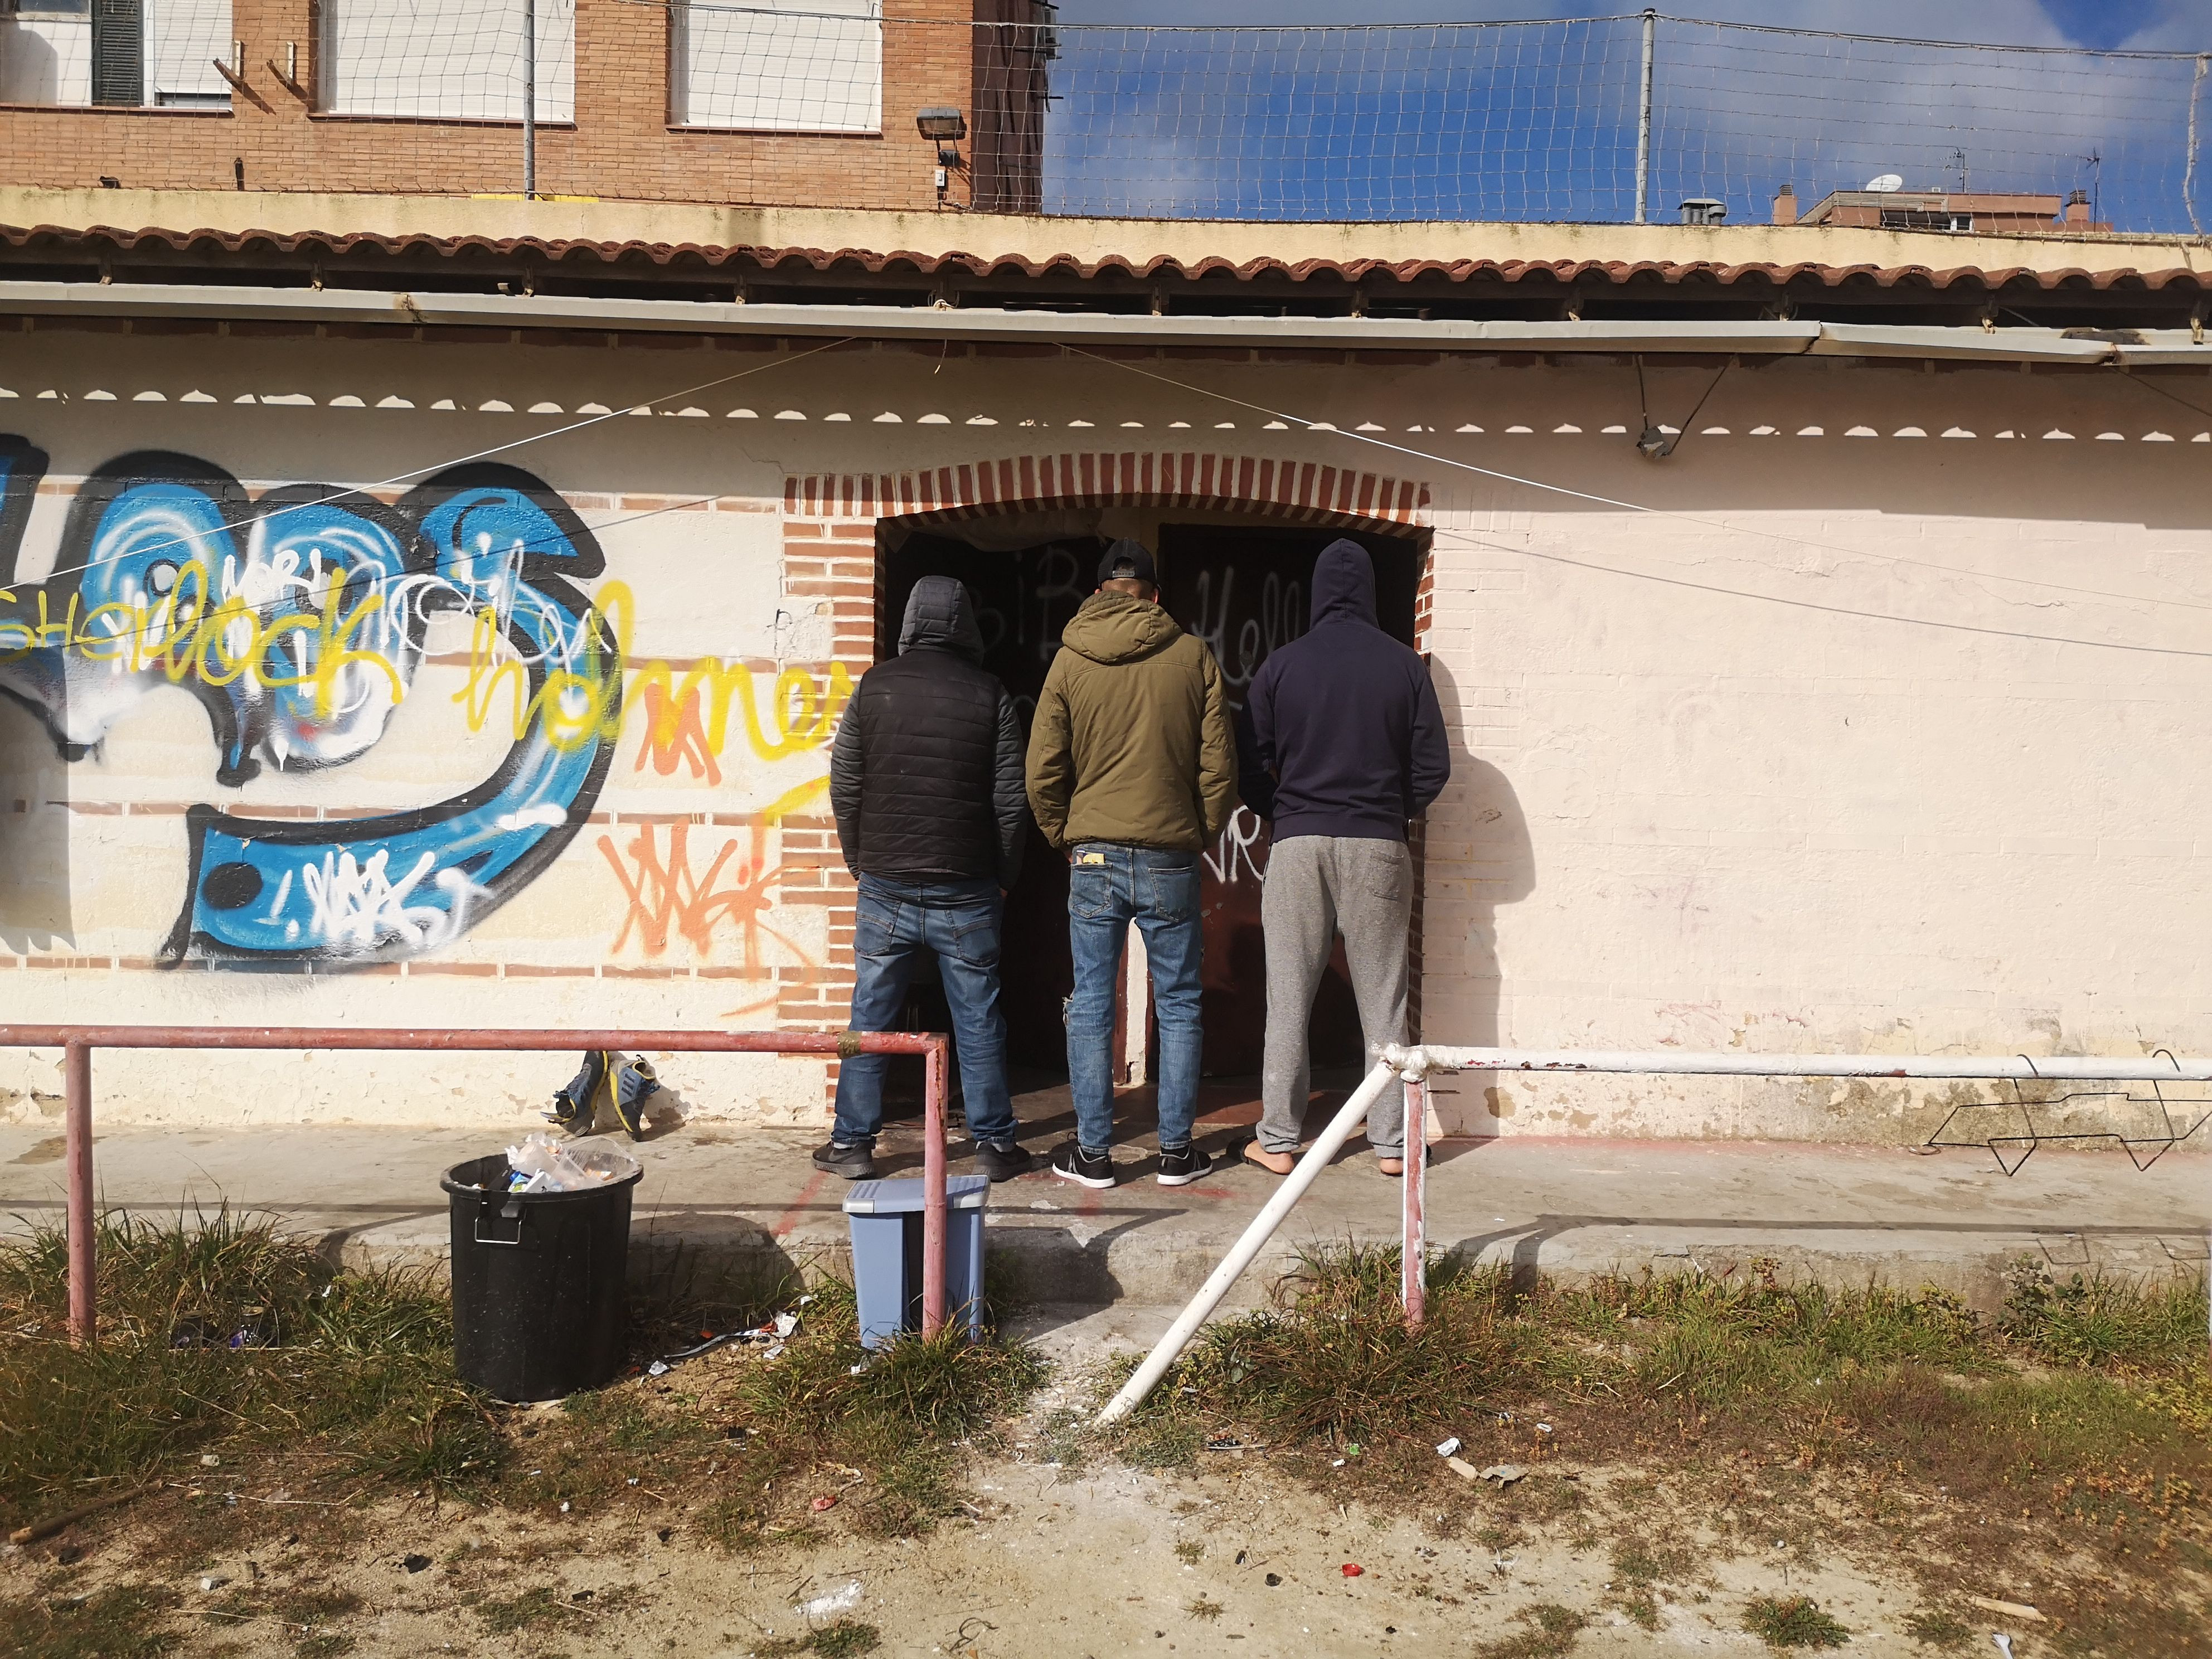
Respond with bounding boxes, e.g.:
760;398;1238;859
1239;540;1451;843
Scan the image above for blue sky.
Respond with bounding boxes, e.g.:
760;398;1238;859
1037;3;2212;225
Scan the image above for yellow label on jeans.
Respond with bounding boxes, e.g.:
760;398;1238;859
1078;851;1106;865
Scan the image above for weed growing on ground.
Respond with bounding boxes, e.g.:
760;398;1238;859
1472;1601;1588;1658
758;1622;880;1658
0;1582;182;1659
1184;1594;1224;1621
1743;1594;1850;1650
0;1211;488;1529
1901;1608;1974;1648
1172;1538;1203;1564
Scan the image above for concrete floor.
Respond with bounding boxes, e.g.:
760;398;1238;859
3;1076;2205;1333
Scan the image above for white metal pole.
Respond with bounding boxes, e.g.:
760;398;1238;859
1389;1045;2212;1083
1634;8;1656;225
1095;1060;1399;1426
523;0;538;200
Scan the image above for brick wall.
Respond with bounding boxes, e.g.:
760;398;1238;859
0;0;1011;209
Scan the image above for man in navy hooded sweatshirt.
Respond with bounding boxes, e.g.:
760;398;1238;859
1239;539;1451;1176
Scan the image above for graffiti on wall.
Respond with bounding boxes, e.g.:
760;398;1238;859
0;437;848;972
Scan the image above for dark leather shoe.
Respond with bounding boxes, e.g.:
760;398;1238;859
976;1142;1032;1182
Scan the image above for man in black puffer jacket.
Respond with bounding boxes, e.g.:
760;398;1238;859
821;576;1030;1181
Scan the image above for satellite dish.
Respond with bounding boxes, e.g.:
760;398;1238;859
1864;173;1905;193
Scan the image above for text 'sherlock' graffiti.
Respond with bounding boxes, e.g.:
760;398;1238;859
0;438;846;970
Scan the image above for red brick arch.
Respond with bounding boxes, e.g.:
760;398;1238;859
784;449;1433;527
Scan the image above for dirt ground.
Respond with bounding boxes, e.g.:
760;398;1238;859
2;1361;2103;1659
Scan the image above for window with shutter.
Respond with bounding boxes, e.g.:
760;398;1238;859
89;0;140;104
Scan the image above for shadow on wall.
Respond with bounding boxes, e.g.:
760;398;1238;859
0;26;62;108
1422;654;1534;1136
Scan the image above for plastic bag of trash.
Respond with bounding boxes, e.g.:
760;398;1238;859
504;1131;639;1194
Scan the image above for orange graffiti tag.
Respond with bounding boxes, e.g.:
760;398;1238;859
598;822;804;968
634;681;722;784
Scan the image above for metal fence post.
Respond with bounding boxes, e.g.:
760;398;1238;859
64;1041;94;1344
921;1036;949;1338
1401;1074;1427;1328
522;0;537;200
1634;8;1656;225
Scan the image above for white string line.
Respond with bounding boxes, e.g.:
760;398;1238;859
1431;528;2212;661
21;337;854;588
1067;346;2212;619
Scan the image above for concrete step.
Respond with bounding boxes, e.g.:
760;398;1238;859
3;1118;2204;1316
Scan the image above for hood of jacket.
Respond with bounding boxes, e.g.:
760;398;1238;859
1059;589;1185;666
1310;538;1380;629
898;574;985;660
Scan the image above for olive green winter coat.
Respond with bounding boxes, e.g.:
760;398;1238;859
1025;591;1237;852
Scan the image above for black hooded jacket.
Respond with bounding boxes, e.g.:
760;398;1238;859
830;576;1027;886
1239;539;1451;843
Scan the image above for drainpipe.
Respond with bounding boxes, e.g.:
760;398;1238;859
1634;9;1656;225
523;0;537;201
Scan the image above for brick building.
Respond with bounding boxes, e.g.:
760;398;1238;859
6;8;2212;1153
0;0;1049;210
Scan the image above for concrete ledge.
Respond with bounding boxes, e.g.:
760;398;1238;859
3;1122;2201;1318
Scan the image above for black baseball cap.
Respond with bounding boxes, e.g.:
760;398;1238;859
1097;539;1158;588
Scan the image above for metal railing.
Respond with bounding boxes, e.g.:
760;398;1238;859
1098;1043;2212;1424
0;1026;953;1345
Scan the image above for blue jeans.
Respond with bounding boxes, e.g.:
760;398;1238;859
1065;842;1204;1153
833;875;1018;1149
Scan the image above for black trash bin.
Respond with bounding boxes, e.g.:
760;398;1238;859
441;1152;644;1401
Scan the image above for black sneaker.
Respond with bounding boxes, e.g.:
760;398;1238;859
1050;1141;1117;1189
1156;1144;1212;1187
812;1139;877;1180
976;1142;1033;1183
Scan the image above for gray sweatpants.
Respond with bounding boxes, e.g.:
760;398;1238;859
1257;835;1411;1157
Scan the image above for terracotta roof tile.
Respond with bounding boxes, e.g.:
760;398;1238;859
2;222;2204;292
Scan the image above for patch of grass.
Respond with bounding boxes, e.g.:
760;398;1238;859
0;1212;493;1528
473;1586;570;1635
0;1583;182;1659
1472;1602;1587;1659
2000;1259;2207;1370
1173;1539;1203;1565
1902;1608;1973;1649
1184;1595;1224;1622
812;1623;880;1659
759;1623;880;1658
1744;1595;1850;1650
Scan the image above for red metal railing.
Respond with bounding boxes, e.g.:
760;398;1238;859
0;1027;952;1345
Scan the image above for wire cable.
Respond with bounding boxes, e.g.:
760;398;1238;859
18;337;853;588
1068;345;2212;620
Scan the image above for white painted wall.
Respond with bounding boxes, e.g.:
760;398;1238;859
3;329;2209;1146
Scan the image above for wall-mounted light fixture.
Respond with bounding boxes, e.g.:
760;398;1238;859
916;106;967;168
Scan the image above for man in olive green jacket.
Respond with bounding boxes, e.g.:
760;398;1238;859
1026;540;1236;1190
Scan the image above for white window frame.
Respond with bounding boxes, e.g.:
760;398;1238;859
1;0;231;109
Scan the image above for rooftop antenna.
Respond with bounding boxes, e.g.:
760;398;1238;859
1864;172;1904;193
1949;148;1969;193
2082;149;2103;224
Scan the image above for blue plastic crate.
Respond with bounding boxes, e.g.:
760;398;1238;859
842;1174;989;1349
